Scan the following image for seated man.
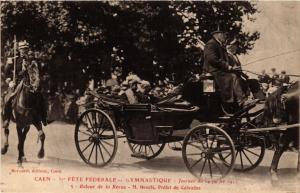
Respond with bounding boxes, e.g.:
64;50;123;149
2;41;48;127
203;29;251;109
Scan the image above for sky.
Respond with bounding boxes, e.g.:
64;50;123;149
239;1;300;78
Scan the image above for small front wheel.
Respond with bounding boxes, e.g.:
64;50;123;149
75;109;118;167
128;142;165;160
182;124;235;179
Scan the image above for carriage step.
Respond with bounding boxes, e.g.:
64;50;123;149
131;153;148;159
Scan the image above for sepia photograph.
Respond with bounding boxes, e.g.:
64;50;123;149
1;1;299;193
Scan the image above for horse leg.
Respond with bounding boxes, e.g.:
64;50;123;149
16;125;25;166
1;120;10;155
34;122;45;159
270;145;285;182
20;126;30;162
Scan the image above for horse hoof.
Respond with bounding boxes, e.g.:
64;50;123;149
17;159;23;167
22;157;27;162
271;173;279;182
1;145;9;155
37;150;44;159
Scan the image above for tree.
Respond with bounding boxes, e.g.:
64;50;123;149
1;1;260;88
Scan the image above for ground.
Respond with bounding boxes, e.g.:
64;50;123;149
1;121;299;193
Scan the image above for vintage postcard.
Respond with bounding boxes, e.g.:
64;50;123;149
1;1;299;193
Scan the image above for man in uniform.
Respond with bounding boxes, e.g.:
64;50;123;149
2;41;48;128
203;29;248;107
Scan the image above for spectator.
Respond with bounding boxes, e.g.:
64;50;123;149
106;66;122;89
258;70;271;84
279;70;290;85
271;68;281;86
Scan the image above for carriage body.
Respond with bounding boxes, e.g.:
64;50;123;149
74;78;296;180
120;103;198;145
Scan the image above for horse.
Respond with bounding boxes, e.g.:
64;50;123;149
263;81;299;181
1;67;46;166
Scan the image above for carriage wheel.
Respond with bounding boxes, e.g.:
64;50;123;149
75;109;118;167
128;142;165;160
182;124;235;179
233;134;265;172
219;123;265;172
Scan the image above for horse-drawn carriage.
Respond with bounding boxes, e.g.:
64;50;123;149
74;74;300;180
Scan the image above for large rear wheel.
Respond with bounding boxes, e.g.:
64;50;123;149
182;124;235;179
75;109;118;167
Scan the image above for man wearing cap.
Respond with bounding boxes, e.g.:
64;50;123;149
279;70;290;85
203;30;247;107
271;68;281;86
258;70;271;84
2;41;48;127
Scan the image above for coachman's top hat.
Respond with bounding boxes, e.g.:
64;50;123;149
211;24;227;35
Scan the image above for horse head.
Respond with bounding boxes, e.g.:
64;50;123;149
264;81;299;125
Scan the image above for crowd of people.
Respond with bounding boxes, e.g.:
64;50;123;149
258;68;290;96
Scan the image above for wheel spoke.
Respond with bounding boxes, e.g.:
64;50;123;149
138;145;142;153
209;135;216;149
210;158;223;176
191;133;206;148
88;143;95;162
95;143;98;165
186;153;202;156
242;149;254;165
78;139;90;143
213;155;230;166
244;148;260;157
223;152;232;160
200;158;207;177
190;157;203;169
133;144;138;151
149;145;155;155
85;114;95;131
97;144;105;163
187;143;203;151
81;142;93;153
101;140;114;148
99;141;112;157
78;130;92;137
99;127;109;136
208;159;213;178
239;151;244;169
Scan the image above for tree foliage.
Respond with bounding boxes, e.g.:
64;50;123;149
1;1;260;88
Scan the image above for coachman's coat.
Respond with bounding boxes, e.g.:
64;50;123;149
203;38;246;103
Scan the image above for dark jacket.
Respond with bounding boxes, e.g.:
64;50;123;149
203;38;229;73
258;74;271;84
203;38;247;103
